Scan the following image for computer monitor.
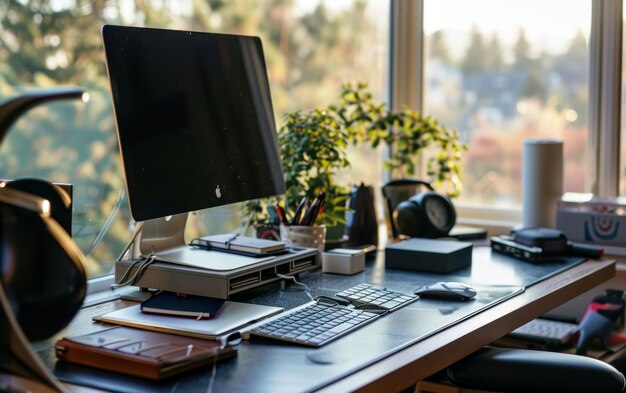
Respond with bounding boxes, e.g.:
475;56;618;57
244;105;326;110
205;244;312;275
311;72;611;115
101;25;285;226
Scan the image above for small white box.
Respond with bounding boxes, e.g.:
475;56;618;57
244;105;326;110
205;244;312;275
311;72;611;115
322;248;365;275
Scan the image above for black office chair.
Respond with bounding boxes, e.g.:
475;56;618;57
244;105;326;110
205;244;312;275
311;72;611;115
0;89;89;392
446;289;626;392
445;346;625;393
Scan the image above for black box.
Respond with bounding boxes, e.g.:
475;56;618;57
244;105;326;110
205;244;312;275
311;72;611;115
385;238;472;273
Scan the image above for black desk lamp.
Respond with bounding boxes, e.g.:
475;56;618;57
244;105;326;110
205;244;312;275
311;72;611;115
0;87;89;145
0;88;89;392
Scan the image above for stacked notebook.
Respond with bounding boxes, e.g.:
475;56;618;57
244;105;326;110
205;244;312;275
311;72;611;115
140;292;225;320
94;300;284;340
57;293;284;382
190;234;287;256
55;326;236;380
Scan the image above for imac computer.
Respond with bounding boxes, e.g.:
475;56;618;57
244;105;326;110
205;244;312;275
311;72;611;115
102;25;285;258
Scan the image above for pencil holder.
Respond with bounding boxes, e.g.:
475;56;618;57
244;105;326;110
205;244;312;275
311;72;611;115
280;225;326;251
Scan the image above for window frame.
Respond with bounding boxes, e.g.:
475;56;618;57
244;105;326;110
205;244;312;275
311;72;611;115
588;0;622;197
87;0;624;295
390;0;623;232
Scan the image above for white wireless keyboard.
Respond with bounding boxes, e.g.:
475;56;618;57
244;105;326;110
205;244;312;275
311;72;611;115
510;318;578;344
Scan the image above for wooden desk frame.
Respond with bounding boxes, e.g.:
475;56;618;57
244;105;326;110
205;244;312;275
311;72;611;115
321;259;615;392
51;258;614;393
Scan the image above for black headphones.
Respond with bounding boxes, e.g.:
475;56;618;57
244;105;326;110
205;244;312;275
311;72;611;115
382;179;456;238
0;178;86;341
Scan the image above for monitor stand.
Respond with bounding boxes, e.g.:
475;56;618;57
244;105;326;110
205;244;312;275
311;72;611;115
122;213;189;301
119;212;322;299
131;213;189;259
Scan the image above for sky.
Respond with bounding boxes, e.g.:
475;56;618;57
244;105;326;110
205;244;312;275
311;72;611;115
296;0;592;57
424;0;591;55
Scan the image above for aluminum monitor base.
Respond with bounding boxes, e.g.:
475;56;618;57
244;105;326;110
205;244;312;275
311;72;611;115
115;246;320;299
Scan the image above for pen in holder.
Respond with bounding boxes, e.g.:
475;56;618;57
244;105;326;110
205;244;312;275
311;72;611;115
280;224;326;251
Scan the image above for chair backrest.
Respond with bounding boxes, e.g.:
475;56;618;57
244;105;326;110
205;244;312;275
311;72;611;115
0;178;86;341
447;347;626;393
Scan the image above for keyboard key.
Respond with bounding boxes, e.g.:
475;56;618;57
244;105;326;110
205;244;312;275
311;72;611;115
337;283;418;311
381;300;402;309
329;322;354;334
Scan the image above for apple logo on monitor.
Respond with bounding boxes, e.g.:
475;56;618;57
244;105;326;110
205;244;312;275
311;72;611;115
215;185;221;199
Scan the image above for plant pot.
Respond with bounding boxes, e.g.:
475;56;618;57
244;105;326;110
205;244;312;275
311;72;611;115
280;224;327;251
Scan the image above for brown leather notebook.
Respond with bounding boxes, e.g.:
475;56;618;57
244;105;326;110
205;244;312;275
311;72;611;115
55;326;237;380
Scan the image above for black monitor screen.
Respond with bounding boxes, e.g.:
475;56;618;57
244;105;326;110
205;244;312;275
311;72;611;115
102;25;285;221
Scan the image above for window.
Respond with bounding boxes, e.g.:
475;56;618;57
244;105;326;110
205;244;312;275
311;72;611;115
422;0;592;215
7;0;621;282
0;0;389;278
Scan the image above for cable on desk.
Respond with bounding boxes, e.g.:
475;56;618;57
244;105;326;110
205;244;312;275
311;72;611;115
111;258;141;287
115;221;144;262
83;187;125;258
276;273;314;300
205;349;218;393
110;254;156;288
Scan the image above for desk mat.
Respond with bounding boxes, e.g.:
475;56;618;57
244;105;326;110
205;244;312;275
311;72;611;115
49;285;522;393
44;247;586;393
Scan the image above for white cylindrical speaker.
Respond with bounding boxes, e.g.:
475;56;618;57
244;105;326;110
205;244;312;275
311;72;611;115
522;139;564;228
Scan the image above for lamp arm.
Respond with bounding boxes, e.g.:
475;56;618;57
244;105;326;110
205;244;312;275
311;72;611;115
0;87;87;145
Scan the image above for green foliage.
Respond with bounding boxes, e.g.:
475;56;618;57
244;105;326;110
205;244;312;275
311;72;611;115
279;108;352;226
1;0;384;273
246;82;466;228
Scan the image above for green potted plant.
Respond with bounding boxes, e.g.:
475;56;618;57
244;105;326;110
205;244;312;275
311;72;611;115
245;82;466;237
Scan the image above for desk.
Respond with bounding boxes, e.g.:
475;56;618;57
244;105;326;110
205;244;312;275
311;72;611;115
40;247;615;393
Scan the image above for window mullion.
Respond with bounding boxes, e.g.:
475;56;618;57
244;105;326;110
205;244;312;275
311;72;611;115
589;0;622;197
389;0;424;112
389;0;424;182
